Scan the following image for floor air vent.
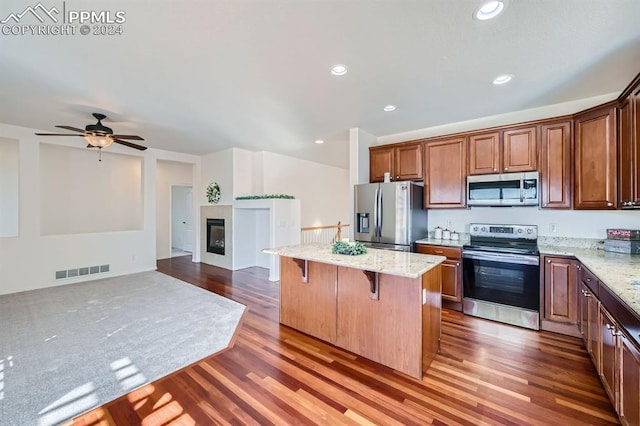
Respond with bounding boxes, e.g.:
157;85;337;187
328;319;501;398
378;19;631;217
55;264;110;280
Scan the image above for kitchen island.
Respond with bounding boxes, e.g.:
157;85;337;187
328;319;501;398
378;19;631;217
264;243;446;379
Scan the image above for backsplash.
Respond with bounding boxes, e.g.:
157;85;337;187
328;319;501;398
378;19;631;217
427;208;640;239
537;236;604;250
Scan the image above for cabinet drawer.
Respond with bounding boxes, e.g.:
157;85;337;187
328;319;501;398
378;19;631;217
579;264;599;295
416;244;462;260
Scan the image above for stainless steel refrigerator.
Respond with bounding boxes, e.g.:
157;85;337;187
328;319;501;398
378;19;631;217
354;181;428;252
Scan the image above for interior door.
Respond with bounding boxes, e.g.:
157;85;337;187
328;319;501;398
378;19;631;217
183;187;193;252
171;186;193;253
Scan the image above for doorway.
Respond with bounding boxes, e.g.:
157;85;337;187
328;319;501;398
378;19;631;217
171;185;193;257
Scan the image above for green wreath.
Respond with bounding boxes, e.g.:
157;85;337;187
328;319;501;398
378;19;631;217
206;182;221;204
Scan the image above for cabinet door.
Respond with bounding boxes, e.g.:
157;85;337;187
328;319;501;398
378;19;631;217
415;245;462;302
441;260;462;302
588;289;601;371
578;279;591;342
543;256;577;324
424;137;467;208
618;94;640;208
540;121;572;209
599;305;619;408
395;143;423;181
279;257;337;343
620;332;640;426
468;132;500;175
574;105;617;209
369;146;395;183
502;126;537;172
336;267;422;377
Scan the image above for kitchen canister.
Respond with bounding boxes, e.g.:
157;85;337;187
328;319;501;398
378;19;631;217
450;232;459;241
434;226;443;239
442;229;451;240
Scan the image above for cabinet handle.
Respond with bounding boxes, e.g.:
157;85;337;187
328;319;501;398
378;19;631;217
456;262;460;266
547;259;551;263
606;323;613;330
607;202;613;207
493;168;497;172
504;167;509;171
577;264;581;270
435;250;444;254
585;277;591;282
396;175;400;180
543;203;548;207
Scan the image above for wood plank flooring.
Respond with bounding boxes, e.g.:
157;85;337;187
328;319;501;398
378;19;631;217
70;257;619;425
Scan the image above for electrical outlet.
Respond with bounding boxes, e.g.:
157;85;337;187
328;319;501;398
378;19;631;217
446;219;452;228
549;223;557;233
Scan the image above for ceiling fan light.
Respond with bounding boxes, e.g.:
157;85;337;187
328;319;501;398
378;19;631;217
84;135;114;148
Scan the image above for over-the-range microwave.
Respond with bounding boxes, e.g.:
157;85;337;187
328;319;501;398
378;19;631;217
467;171;539;207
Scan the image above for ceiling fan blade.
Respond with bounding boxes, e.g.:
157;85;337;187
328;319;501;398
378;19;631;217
86;144;97;148
35;133;84;136
55;125;86;133
113;138;147;151
111;134;144;141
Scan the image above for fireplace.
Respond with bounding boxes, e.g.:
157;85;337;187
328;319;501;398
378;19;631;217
206;218;225;255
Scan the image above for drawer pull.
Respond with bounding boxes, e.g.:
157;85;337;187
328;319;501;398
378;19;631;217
435;250;444;254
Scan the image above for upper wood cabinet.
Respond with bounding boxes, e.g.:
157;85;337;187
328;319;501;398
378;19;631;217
618;87;640;208
468;132;500;175
468;126;537;175
424;137;467;208
574;104;617;209
540;121;572;209
369;143;423;182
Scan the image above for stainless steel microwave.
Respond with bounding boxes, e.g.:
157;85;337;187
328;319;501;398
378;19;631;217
467;172;539;207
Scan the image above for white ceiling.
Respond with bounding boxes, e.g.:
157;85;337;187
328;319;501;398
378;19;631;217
2;0;640;168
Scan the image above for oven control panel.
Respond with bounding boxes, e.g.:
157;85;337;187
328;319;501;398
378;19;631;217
469;223;537;240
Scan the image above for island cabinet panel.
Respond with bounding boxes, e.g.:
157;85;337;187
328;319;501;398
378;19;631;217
574;104;617;209
424;137;467;208
620;332;640;426
336;266;423;378
468;132;500;175
279;257;337;343
540;121;572;209
502;126;537;173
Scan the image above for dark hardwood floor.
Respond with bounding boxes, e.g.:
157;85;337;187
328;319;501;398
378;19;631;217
71;256;619;425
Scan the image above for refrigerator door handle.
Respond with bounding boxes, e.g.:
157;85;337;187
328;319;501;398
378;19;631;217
378;187;383;237
373;187;379;237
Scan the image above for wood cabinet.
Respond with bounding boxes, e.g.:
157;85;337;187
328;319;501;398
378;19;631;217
599;305;619;407
620;331;640;426
468;126;537;175
618;87;640;208
416;245;462;303
279;257;337;343
468;131;500;175
369;143;423;182
578;266;601;370
502;126;538;172
540;121;572;209
423;137;467;208
574;104;617;209
542;256;578;327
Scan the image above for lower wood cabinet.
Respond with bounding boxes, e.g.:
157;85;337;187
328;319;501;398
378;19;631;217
416;245;462;304
542;256;578;327
600;305;619;407
279;257;337;343
620;331;640;426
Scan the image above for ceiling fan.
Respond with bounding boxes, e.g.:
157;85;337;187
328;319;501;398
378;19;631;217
35;112;147;151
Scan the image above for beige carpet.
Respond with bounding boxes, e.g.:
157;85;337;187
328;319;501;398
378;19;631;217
0;271;245;426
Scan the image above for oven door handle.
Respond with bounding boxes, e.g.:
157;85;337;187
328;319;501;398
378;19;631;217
462;250;539;266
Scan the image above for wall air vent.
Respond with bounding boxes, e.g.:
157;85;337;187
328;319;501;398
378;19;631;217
55;264;110;280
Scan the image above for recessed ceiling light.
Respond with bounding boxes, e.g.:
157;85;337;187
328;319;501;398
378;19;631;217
493;74;513;85
330;64;348;76
383;105;397;112
315;139;324;144
474;1;505;20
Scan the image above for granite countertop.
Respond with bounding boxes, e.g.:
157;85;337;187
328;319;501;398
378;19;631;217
415;236;469;248
264;243;446;279
539;242;640;319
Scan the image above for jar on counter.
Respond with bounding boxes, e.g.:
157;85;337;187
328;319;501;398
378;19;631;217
434;227;443;239
442;229;451;240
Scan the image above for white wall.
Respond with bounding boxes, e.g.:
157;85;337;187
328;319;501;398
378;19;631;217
200;148;234;206
258;151;350;227
40;144;143;235
0;123;200;296
0;137;19;237
156;160;194;259
348;128;376;239
376;93;618;145
428;208;640;239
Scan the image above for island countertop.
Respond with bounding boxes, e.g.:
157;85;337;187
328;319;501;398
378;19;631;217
264;243;446;279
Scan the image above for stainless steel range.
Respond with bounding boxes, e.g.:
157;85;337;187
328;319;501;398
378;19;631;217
462;223;540;330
